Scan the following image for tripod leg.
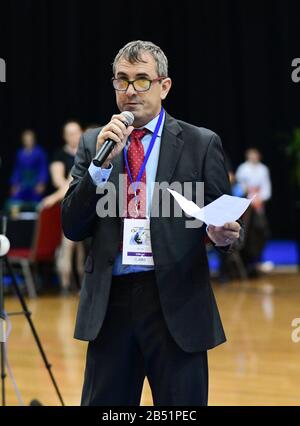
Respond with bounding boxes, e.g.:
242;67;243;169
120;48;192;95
20;259;37;298
4;257;65;406
1;342;5;406
0;253;6;406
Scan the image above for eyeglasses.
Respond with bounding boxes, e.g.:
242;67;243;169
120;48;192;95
112;77;166;92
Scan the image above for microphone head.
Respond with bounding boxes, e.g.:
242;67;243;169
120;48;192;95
0;235;10;256
121;111;135;126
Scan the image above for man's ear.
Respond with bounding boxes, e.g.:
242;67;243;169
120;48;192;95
161;78;172;100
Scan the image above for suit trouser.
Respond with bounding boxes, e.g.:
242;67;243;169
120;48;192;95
81;271;208;406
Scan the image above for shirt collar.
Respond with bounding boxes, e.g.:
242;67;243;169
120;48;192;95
140;110;165;136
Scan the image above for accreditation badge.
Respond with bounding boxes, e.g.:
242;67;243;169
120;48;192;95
122;218;154;266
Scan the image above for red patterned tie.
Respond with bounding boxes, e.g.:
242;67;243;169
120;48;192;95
126;128;148;218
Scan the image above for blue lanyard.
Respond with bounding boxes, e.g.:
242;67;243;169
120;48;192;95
124;108;165;196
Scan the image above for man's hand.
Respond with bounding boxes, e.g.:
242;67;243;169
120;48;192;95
207;221;241;247
40;193;58;209
96;114;134;169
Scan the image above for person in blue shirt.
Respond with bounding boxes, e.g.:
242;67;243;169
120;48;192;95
9;129;48;210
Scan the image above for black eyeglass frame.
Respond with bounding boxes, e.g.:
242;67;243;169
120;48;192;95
111;76;166;92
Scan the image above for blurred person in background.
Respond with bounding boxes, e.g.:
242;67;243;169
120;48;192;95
42;121;84;294
236;148;272;276
217;153;247;282
8;129;48;212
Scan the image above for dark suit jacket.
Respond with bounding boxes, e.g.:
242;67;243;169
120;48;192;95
62;112;243;352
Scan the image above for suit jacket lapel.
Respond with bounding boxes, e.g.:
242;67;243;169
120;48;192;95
155;112;184;184
109;150;124;186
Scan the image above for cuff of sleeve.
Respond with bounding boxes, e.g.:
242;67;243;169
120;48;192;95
88;162;113;186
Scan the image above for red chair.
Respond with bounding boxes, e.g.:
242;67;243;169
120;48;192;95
8;203;62;297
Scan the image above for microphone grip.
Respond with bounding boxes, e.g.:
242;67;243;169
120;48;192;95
92;140;115;167
92;120;130;168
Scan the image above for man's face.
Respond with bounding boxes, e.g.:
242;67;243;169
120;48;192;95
63;122;82;149
246;149;260;163
114;52;172;127
22;131;35;149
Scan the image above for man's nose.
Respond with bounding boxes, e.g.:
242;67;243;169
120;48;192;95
125;83;138;96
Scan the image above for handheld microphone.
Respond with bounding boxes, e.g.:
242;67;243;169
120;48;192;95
93;111;134;167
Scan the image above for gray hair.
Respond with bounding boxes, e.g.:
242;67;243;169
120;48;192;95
112;40;168;77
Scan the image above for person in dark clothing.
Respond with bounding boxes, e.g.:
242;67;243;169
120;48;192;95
42;121;84;292
62;41;243;406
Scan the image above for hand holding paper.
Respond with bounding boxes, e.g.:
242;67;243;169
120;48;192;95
167;189;253;226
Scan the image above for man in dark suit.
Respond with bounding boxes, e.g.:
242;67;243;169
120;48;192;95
62;40;242;406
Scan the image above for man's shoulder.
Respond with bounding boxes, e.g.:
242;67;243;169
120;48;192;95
236;161;248;170
82;127;102;144
259;162;270;172
167;114;220;143
179;120;217;138
82;117;220;146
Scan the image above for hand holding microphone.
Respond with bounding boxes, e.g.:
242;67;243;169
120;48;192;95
93;111;134;168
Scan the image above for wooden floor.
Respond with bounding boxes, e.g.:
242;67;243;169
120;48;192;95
2;272;300;406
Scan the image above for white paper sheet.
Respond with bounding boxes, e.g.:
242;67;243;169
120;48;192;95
167;189;253;226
